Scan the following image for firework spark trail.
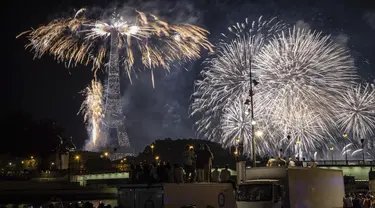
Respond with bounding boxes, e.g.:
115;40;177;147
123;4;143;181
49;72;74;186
18;8;213;87
191;17;286;144
220;98;278;155
192;18;359;156
335;83;375;140
78;80;105;149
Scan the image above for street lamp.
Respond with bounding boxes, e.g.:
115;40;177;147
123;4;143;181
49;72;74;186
150;143;155;154
343;133;348;165
296;140;301;159
104;152;109;157
361;139;365;164
330;146;334;164
255;130;263;137
155;156;160;161
286;135;291;158
243;53;260;168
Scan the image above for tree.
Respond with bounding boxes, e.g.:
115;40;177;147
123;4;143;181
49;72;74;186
135;138;237;169
2;111;65;168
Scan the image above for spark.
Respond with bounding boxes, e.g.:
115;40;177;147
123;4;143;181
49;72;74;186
78;80;105;147
192;18;359;156
18;8;213;87
335;83;375;140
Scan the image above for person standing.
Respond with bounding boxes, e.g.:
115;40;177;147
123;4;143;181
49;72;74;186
190;147;197;182
211;165;220;182
182;145;195;183
195;144;205;182
203;144;214;182
220;164;231;182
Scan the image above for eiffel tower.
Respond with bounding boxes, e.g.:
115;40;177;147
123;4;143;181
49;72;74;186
104;29;134;160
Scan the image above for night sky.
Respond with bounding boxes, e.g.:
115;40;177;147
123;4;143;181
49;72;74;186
5;0;375;152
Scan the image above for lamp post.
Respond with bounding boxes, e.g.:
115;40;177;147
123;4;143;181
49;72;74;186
330;146;334;164
343;133;348;165
242;51;259;168
287;135;291;158
361;139;365;164
296;140;301;159
150;144;155;154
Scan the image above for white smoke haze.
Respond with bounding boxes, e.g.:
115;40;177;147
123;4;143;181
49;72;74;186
364;12;375;30
334;33;350;46
296;20;311;30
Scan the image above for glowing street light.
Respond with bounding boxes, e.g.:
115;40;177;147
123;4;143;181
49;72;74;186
150;143;155;154
155;156;160;161
30;156;34;159
104;152;109;157
189;145;194;150
251;120;256;125
330;146;334;163
9;162;12;166
255;130;263;137
75;155;80;160
343;133;348;165
51;162;55;165
21;161;24;164
236;138;240;143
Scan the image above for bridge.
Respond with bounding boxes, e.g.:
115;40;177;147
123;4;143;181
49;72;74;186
71;171;130;186
69;160;374;186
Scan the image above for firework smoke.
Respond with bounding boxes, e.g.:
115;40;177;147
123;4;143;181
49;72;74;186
335;83;375;140
192;18;359;156
78;80;105;151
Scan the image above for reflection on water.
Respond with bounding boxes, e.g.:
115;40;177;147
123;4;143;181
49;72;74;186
0;199;117;208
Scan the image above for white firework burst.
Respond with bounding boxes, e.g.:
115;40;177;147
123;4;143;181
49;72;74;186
335;83;375;140
192;21;359;156
220;98;277;155
191;17;286;142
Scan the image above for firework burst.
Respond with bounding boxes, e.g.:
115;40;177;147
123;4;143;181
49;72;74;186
192;18;359;156
78;80;105;150
191;17;286;144
18;7;213;87
335;83;375;140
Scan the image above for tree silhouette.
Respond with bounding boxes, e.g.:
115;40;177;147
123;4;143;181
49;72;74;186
3;111;65;162
135;138;237;169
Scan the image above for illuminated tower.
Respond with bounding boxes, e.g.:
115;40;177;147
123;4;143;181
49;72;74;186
104;29;133;159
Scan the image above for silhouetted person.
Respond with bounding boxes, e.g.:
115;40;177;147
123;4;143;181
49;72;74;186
267;156;277;166
173;164;184;184
196;144;205;182
302;158;308;167
211;165;220;182
183;145;195;183
201;144;213;182
220;164;231;182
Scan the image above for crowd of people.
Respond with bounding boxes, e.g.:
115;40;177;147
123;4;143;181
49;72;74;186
266;156;318;168
129;144;233;184
343;193;375;208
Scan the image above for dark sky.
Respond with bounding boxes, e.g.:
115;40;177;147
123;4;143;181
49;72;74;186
5;0;375;152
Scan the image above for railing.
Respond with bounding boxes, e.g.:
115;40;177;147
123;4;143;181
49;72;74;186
314;160;375;166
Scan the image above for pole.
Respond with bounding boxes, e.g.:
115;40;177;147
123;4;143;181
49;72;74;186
345;140;348;165
250;59;256;168
361;139;365;164
331;151;333;164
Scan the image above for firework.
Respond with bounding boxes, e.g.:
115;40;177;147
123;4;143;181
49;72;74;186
78;80;105;150
191;17;286;143
335;83;375;140
18;8;213;87
192;19;359;156
220;98;277;155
